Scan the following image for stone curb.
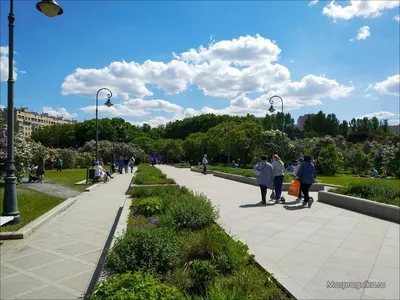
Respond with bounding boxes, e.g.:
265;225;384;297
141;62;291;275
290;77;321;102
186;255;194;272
85;183;100;192
318;191;400;224
0;197;77;240
190;167;215;174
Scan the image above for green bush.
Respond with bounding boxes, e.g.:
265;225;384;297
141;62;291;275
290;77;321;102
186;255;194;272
159;193;219;230
175;162;191;167
334;180;400;206
131;185;180;198
133;165;176;185
132;197;162;217
318;144;344;175
189;259;219;292
164;267;193;292
88;272;184;300
107;227;182;274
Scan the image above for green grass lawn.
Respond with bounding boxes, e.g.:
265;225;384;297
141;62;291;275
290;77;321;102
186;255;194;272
44;169;88;192
0;187;65;232
317;174;400;187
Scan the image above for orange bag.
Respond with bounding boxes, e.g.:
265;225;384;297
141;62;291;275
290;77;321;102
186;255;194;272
288;180;300;197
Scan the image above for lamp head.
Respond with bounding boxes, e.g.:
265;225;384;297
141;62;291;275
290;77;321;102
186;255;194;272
105;99;113;108
268;105;276;113
36;0;63;17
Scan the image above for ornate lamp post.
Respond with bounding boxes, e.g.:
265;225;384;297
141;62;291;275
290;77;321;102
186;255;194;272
2;0;64;225
268;95;284;160
95;88;113;162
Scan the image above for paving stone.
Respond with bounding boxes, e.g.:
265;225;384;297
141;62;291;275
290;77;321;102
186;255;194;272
58;271;93;294
7;251;64;270
15;285;77;299
0;265;18;278
76;250;102;264
0;273;45;299
53;241;102;257
30;258;93;281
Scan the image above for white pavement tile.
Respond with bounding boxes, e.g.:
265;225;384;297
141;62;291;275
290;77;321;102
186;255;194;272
0;273;45;299
7;251;65;270
374;245;400;269
15;285;77;299
362;266;400;299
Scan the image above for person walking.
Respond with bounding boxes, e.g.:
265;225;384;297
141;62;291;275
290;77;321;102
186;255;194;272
202;154;208;175
123;157;129;173
56;157;63;172
129;157;135;173
37;157;45;183
293;157;304;201
296;155;316;208
272;154;285;204
117;157;124;174
254;155;274;205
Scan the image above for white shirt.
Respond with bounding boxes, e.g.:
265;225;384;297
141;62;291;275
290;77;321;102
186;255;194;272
94;165;103;177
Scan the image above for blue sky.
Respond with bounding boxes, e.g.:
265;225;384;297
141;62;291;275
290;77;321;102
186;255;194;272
1;0;399;127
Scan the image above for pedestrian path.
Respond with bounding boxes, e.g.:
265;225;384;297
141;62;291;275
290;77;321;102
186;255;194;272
0;172;133;300
158;166;400;300
22;180;80;199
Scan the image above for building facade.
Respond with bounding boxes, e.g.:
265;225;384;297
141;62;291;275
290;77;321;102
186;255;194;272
1;107;76;137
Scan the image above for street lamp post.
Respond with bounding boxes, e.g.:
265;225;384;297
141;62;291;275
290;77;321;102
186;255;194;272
2;0;63;225
268;95;284;160
95;88;113;162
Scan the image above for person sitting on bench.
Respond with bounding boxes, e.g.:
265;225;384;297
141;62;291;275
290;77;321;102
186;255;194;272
94;161;108;182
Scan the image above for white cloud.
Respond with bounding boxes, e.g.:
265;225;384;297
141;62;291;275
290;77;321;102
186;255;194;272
374;74;400;96
350;26;370;41
80;98;183;118
394;15;400;22
358;111;399;124
42;107;77;120
365;83;373;92
308;0;318;7
0;46;18;82
322;0;400;21
289;59;295;63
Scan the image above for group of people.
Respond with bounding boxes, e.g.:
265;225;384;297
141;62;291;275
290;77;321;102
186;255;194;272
27;156;63;183
49;156;63;172
117;157;135;174
254;155;316;208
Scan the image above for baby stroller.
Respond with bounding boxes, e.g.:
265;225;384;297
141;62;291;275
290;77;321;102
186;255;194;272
270;191;286;204
28;166;40;183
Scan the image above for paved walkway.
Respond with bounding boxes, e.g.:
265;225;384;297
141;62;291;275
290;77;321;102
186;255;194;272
22;180;80;199
0;172;133;300
158;166;400;300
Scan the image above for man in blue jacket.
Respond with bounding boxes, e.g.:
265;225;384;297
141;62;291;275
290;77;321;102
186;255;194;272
296;155;316;208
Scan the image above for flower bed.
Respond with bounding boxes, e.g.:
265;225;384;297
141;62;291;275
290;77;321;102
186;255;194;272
89;182;293;299
133;165;176;185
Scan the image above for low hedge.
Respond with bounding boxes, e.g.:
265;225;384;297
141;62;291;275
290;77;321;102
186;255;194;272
333;180;400;207
133;165;176;185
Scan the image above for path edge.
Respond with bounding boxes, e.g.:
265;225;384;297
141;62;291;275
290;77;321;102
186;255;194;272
0;197;77;240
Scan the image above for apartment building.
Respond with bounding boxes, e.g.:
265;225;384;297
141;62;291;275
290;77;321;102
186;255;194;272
1;107;77;137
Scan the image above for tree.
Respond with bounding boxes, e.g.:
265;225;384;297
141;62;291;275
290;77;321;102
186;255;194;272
318;144;344;175
348;149;372;175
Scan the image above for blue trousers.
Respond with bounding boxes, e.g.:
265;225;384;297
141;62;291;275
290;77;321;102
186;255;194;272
274;175;284;200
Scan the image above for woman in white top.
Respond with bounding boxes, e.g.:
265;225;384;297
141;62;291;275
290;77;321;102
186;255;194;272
272;154;285;204
94;161;107;182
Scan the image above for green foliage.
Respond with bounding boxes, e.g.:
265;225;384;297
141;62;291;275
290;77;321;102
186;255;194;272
348;149;372;175
334;180;400;206
318;144;344;175
107;227;182;274
159;192;219;230
132;197;162;217
385;145;400;179
133;165;176;185
88;272;184;300
131;185;180;198
189;260;219;292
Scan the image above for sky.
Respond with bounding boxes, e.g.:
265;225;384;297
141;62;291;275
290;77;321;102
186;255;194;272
0;0;399;127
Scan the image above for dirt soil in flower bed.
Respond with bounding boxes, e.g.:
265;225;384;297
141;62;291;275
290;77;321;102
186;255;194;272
88;183;294;300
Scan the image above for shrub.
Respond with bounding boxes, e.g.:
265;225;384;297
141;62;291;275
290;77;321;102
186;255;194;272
318;144;344;175
208;266;290;300
131;185;180;198
164;268;193;292
133;165;176;185
107;227;182;274
88;272;184;300
132;197;162;217
159;192;219;230
188;259;219;292
334;180;400;206
386;146;400;179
